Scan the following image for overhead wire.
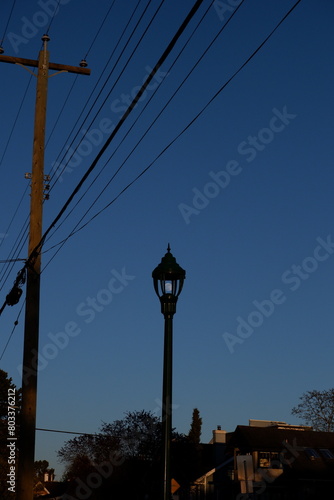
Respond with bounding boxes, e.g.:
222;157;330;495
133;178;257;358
0;65;43;290
0;0;120;293
0;184;29;254
36;427;95;436
0;301;24;361
0;0;49;289
46;0;145;186
46;0;154;189
45;0;117;150
45;0;61;35
0;77;34;288
0;0;78;285
0;0;204;313
1;0;302;319
42;0;303;263
45;0;166;231
0;0;17;47
41;0;218;249
0;0;206;318
0;217;29;290
0;72;35;250
45;0;144;187
45;75;79;150
43;0;236;248
38;0;204;251
0;0;52;281
0;3;67;302
0;200;29;290
0;0;154;302
83;0;117;61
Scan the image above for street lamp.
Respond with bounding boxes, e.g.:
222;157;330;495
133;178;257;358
152;244;186;500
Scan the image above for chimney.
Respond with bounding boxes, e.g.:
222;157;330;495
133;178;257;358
44;471;54;482
211;426;226;444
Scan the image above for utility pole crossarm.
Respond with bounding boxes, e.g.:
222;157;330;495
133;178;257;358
0;54;90;75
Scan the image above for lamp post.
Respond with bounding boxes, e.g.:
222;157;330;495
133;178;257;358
152;245;185;500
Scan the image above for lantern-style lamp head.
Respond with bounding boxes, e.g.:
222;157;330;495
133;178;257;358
152;244;186;316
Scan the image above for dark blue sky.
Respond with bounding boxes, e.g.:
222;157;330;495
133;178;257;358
1;0;334;476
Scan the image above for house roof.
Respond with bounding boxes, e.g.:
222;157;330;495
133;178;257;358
229;425;334;451
227;425;334;482
34;481;74;499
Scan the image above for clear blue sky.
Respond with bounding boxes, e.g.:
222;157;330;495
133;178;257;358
1;0;334;478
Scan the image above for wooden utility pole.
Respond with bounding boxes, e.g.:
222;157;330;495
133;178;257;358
0;35;90;500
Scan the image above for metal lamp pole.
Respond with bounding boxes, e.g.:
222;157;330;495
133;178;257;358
152;245;185;500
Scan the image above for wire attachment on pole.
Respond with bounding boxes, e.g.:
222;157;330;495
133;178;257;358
6;286;23;306
41;34;50;45
5;268;26;306
44;174;50;200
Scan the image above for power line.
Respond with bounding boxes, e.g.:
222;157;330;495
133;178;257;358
77;0;302;227
45;0;61;35
83;0;117;60
0;74;34;293
0;0;119;292
0;184;29;254
0;0;17;47
45;0;118;150
0;301;24;361
36;427;95;436
0;259;25;263
0;0;178;300
42;0;218;247
43;0;302;262
0;73;34;168
0;231;28;294
60;0;239;228
0;215;29;290
47;0;154;189
45;75;79;149
0;0;303;377
0;0;120;287
0;0;206;317
46;0;165;228
36;0;205;256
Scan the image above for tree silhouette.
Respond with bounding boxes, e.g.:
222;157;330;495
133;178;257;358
57;410;187;498
34;459;55;482
291;389;334;431
188;408;202;445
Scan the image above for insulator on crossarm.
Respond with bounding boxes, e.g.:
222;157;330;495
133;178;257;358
80;59;88;67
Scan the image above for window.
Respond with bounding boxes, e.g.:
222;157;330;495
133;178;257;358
259;452;270;467
320;449;334;459
305;448;320;460
258;452;281;468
